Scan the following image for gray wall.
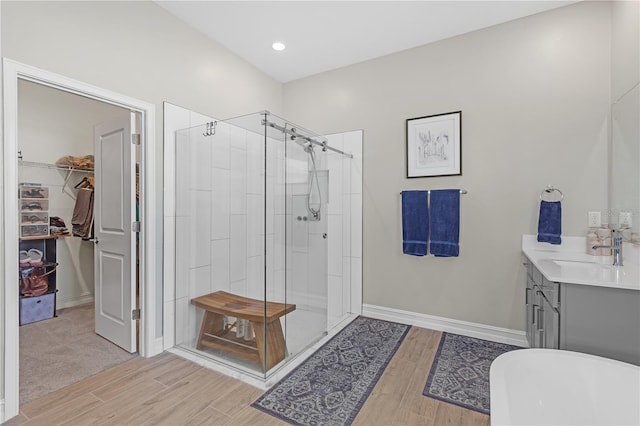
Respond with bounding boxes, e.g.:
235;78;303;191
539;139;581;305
611;0;639;102
283;1;611;331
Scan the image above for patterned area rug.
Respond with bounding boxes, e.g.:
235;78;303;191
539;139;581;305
423;332;522;414
252;316;410;425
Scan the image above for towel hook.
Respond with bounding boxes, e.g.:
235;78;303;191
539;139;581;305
540;185;563;202
203;121;217;137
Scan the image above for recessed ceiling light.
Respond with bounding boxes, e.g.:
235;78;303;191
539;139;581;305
272;42;286;51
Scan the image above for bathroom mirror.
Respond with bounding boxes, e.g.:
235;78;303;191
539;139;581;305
610;84;640;236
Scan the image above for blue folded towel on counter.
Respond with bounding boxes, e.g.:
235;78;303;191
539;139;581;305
402;191;429;256
537;200;562;245
429;189;460;257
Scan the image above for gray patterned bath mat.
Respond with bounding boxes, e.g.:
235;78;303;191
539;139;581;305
252;316;410;425
423;332;522;414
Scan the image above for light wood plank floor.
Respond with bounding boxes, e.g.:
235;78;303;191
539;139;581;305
7;327;490;426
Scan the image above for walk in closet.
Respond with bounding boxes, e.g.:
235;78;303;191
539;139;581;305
17;79;141;403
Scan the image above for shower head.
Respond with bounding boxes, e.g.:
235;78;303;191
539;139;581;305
303;141;314;154
291;133;314;153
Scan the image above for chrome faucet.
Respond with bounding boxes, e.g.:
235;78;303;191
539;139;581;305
592;230;624;266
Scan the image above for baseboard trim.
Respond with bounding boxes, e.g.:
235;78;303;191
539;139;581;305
150;337;165;357
0;399;5;424
362;304;528;347
56;294;94;310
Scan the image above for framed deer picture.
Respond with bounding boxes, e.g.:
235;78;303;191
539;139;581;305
406;111;461;178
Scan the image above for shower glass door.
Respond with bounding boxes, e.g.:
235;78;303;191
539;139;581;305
174;112;329;378
279;117;329;358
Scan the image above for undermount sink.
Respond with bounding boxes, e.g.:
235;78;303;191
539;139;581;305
552;259;613;271
553;260;596;267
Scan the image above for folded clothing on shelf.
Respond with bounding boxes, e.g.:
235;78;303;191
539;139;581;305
55;155;94;170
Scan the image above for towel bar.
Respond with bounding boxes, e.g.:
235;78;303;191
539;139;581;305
400;189;468;195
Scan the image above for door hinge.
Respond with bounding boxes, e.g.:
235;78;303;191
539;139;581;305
132;221;141;232
132;308;141;320
131;133;141;145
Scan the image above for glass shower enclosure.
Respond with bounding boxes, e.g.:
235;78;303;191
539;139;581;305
174;111;348;378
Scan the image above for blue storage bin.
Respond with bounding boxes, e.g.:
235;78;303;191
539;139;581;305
20;293;55;325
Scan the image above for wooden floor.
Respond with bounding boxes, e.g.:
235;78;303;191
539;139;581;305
7;327;490;426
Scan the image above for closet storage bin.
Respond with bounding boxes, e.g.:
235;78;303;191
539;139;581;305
20;199;49;212
19;292;55;325
19;185;49;199
21;224;49;238
21;212;49;225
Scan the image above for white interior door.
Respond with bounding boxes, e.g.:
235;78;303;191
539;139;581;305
94;113;137;353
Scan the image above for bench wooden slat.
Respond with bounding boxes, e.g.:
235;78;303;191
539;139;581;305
191;291;295;323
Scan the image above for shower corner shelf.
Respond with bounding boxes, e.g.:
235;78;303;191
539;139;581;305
19;160;94;193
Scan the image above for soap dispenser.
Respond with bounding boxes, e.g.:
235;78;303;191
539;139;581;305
586;229;598;255
596;226;612;256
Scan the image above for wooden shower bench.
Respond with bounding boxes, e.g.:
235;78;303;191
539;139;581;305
191;291;296;371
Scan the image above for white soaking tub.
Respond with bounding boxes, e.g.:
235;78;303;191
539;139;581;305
490;349;640;425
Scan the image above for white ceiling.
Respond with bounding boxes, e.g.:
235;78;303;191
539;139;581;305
156;1;578;83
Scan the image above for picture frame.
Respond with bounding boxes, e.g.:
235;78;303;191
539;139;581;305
406;111;461;178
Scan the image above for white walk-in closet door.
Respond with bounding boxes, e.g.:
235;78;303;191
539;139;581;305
93;112;137;353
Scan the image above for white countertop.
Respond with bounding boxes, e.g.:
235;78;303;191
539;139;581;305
522;235;640;291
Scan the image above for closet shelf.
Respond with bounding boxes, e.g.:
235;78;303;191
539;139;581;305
19;160;94;193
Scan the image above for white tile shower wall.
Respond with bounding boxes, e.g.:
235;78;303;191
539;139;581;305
212;121;230;170
164;103;219;351
228;125;248;296
174;216;189;300
247;255;265;300
211;239;230;292
229;213;247;284
265;234;276;300
327;216;343;277
246;194;263;258
307;229;328;306
229;124;247;150
189;126;212;192
211;168;230;240
192;265;212;298
230;147;247;214
191;190;212;269
246;131;263;195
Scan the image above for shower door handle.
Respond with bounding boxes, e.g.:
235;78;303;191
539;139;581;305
322;233;327;239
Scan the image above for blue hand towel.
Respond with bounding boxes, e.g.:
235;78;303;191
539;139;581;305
402;191;429;256
429;189;460;257
537;200;562;244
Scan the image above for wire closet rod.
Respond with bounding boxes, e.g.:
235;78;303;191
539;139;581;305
262;119;354;158
400;189;468;195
